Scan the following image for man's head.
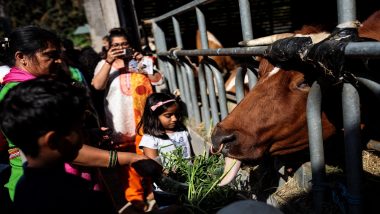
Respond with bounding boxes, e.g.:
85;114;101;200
0;76;89;162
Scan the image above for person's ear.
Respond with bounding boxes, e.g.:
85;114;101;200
42;131;61;150
15;51;27;66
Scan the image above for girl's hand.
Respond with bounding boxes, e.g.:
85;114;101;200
133;51;144;61
105;47;124;64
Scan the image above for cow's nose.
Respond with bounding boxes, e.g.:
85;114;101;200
211;126;236;153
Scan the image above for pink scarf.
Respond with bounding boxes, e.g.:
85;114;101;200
2;67;36;84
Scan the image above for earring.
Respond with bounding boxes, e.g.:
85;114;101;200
22;60;26;66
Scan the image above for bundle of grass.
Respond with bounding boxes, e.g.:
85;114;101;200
157;148;243;213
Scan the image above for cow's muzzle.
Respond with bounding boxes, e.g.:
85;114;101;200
211;127;236;155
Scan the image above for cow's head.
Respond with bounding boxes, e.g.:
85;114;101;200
212;10;380;186
211;58;338;185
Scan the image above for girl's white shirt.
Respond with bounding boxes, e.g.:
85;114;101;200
0;65;10;84
139;130;192;167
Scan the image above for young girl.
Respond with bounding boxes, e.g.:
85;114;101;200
137;93;192;168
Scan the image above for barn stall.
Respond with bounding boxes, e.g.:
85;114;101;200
141;0;380;213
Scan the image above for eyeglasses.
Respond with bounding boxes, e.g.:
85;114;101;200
110;42;129;48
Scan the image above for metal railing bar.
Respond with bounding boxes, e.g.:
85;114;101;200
146;0;215;23
158;42;380;58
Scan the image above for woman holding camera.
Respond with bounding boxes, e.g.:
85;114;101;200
92;28;162;212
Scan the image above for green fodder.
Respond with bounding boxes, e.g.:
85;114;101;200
163;149;241;214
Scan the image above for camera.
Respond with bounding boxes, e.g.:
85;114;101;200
116;48;134;59
124;48;134;59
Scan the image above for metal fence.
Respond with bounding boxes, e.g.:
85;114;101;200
145;0;380;213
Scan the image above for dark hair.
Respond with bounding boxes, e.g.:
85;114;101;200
0;76;89;157
108;28;133;48
100;35;110;59
79;46;101;83
0;25;61;66
136;93;185;139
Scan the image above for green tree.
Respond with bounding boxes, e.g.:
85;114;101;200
1;0;87;41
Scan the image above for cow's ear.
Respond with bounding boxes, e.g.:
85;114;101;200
253;56;262;61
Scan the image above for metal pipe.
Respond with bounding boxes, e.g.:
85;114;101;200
203;62;220;125
161;46;267;57
247;67;257;90
235;67;245;103
357;77;380;99
196;7;209;49
180;64;193;117
152;22;167;54
337;0;356;24
159;42;380;57
172;17;183;49
152;21;172;92
147;0;215;23
342;83;362;214
306;81;326;214
184;62;202;124
166;61;178;92
208;63;228;119
238;0;253;41
176;63;187;107
198;63;211;133
345;42;380;58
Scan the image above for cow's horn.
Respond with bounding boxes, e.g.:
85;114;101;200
218;157;242;186
239;33;295;46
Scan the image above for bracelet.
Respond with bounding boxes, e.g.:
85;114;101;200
108;150;118;168
105;59;113;65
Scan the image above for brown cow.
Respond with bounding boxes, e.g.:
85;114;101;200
196;30;250;96
211;11;380;186
196;30;237;75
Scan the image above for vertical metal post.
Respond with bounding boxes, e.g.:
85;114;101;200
172;17;184;49
196;6;213;129
198;63;211;133
235;67;245;103
306;81;326;214
342;83;362;214
153;21;178;92
337;0;356;23
179;64;193;117
176;63;186;103
238;0;254;41
247;67;257;90
165;61;178;93
204;63;220;125
209;63;228;119
196;7;209;49
337;1;362;213
184;62;201;124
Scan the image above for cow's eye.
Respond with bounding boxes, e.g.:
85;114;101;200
296;80;310;91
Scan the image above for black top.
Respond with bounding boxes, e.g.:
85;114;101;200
14;164;116;214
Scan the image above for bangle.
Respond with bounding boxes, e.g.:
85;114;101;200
108;150;118;168
105;59;112;65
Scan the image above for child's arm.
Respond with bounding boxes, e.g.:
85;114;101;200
72;144;147;167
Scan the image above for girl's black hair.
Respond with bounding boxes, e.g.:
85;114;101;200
0;25;61;66
136;93;185;139
108;27;134;49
